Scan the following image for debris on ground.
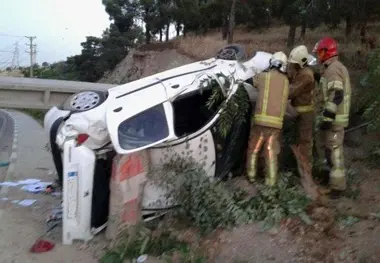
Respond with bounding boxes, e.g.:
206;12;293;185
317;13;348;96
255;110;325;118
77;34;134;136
17;199;37;207
30;239;55;253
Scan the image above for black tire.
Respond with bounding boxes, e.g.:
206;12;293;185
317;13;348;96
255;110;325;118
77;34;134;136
215;44;247;61
61;90;107;113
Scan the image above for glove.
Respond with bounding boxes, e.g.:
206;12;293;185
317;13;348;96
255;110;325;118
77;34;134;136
319;121;332;131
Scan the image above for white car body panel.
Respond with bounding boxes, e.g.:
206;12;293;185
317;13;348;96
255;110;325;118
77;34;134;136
143;129;216;210
43;106;70;136
58;101;110;149
62;139;96;245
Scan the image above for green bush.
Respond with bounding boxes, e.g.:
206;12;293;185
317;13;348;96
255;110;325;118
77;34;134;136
355;48;380;131
149;156;311;234
21;109;46;122
101;225;205;263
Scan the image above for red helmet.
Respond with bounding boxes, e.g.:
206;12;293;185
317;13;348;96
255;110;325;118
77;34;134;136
312;37;338;63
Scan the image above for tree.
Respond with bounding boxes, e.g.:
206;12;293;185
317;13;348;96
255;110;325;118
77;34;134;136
102;0;139;34
227;0;237;43
282;0;302;48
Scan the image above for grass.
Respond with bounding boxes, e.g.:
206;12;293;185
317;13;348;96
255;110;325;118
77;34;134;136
20;109;46;123
101;224;207;263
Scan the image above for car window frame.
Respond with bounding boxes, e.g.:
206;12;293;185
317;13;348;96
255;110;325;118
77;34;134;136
162;74;234;145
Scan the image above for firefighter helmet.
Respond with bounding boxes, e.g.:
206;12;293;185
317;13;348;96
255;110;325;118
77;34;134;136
288;45;309;68
270;51;287;73
313;37;338;63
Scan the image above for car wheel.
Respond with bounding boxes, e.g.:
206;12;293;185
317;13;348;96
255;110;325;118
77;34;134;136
215;44;247;61
61;90;106;113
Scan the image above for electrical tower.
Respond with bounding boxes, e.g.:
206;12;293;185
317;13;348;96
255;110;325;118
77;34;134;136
11;42;20;69
25;36;36;77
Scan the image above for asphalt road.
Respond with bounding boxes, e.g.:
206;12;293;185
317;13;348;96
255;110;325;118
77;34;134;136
0;109;14;182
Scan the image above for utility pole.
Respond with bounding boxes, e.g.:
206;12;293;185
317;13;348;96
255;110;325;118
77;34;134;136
11;42;20;69
25;36;36;77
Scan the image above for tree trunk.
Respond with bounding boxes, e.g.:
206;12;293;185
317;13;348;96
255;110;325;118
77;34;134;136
145;25;151;44
159;28;163;42
176;22;181;36
165;23;170;41
345;15;353;41
144;9;151;44
300;19;306;40
222;17;228;40
287;24;297;48
227;0;237;44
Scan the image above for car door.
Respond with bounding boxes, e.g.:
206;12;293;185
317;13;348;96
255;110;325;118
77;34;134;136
141;74;228;210
105;80;178;154
147;73;235;178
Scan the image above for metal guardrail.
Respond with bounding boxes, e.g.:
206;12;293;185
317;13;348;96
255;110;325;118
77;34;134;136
0;76;117;109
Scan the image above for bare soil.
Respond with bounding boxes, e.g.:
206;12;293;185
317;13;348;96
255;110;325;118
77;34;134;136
99;48;194;84
203;132;380;263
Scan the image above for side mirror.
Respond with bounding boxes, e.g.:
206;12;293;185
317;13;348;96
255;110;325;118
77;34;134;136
307;54;317;66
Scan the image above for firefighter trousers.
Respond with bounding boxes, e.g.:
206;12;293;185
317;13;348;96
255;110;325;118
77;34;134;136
315;125;346;191
246;125;281;186
296;112;314;168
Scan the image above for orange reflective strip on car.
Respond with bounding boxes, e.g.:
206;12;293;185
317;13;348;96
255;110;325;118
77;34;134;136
119;153;145;181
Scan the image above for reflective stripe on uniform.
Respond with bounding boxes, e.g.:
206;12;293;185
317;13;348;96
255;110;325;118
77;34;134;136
280;78;289;118
295;104;314;113
334;114;349;124
253;115;283;129
262;73;271;114
253;73;288;129
323;116;334;122
327;80;343;90
325;101;337;113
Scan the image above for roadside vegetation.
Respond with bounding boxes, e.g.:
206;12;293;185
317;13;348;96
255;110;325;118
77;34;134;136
20;109;46;123
9;0;380;261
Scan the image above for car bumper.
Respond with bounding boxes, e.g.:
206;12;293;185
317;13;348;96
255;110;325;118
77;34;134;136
44;106;70;138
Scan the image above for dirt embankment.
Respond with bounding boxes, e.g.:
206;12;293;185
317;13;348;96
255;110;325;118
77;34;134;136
99;43;195;85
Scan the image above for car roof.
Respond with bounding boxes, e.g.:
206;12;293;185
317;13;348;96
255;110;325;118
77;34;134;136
108;51;272;100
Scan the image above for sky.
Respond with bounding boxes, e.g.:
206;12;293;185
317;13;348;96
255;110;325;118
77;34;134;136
0;0;111;68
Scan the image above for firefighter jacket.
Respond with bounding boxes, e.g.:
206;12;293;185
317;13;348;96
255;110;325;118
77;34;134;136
252;69;289;129
317;57;351;127
288;66;315;114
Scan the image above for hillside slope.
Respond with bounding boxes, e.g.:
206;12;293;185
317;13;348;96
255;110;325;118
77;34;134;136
99;48;194;84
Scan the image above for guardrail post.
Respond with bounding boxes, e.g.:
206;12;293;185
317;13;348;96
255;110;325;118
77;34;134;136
43;90;51;107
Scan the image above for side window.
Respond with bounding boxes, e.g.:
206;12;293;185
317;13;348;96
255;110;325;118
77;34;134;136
172;76;226;137
118;104;169;150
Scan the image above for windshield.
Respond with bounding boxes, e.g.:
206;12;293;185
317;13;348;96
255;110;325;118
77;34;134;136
117;104;169;150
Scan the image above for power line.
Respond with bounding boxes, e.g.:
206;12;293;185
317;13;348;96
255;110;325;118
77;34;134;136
0;32;24;38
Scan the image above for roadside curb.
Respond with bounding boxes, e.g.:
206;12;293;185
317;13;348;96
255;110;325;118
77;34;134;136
0;110;18;197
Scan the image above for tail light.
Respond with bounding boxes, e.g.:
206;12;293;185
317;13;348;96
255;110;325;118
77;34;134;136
76;134;89;146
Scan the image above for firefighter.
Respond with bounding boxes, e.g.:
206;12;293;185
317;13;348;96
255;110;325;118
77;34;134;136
246;51;289;187
313;37;351;198
287;45;316;168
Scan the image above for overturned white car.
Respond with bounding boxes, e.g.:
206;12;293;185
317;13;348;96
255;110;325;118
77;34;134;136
44;44;315;245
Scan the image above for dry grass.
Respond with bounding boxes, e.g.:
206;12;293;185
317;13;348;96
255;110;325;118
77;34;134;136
175;23;380;72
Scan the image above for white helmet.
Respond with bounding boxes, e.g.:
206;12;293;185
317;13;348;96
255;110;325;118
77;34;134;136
270;51;287;73
288;45;309;68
